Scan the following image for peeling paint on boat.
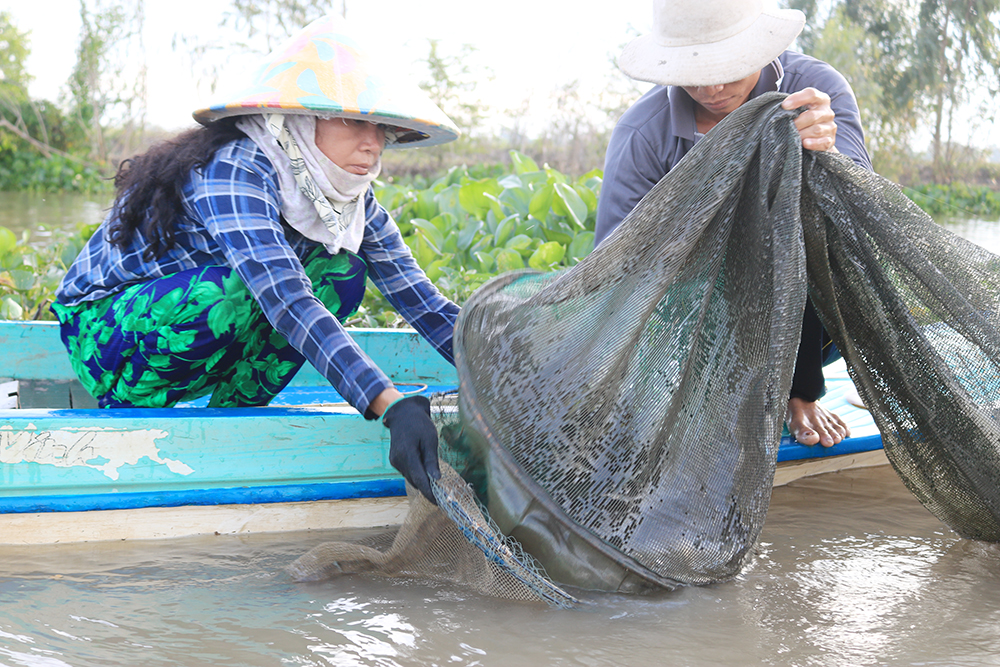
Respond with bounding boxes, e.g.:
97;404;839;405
0;424;194;480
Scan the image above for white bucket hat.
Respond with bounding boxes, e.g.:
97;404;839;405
619;0;805;87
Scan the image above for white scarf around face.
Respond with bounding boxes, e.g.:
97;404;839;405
236;114;381;254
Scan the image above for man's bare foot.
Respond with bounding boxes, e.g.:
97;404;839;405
787;397;850;447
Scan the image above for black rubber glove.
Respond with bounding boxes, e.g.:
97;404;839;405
382;395;441;504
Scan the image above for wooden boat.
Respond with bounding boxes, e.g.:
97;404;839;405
0;321;885;545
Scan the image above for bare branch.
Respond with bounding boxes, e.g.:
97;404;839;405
0;118;105;171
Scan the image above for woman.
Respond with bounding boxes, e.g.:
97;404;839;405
52;16;459;503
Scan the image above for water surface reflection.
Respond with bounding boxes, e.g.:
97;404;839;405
0;191;111;238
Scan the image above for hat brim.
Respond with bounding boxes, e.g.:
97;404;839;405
620;9;805;87
193;103;460;149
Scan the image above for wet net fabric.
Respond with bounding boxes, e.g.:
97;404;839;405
290;93;1000;602
288;457;578;607
800;143;1000;543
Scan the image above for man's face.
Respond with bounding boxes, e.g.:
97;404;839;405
681;72;762;120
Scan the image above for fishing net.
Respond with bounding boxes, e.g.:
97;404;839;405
287;453;579;607
289;93;1000;603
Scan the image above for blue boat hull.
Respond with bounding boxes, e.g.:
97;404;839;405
0;322;885;543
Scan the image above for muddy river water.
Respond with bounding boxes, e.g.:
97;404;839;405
1;465;998;667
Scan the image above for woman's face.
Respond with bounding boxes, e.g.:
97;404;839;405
315;118;387;175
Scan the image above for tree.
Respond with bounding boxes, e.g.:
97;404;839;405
67;0;148;167
799;0;1000;182
911;0;1000;181
0;12;31;96
0;12;99;179
0;13;43;146
805;4;921;177
419;39;494;138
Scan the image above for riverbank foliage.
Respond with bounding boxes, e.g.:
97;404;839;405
3;154;1000;323
903;182;1000;220
0;151;109;193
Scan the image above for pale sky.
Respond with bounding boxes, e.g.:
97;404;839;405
2;1;996;148
3;0;655;132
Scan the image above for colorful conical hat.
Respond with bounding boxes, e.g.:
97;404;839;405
193;15;460;148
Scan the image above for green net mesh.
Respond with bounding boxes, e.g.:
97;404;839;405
289;93;1000;604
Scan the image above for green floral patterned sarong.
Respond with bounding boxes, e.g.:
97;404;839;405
52;248;367;408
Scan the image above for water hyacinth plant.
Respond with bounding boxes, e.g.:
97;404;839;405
0;225;92;320
903;183;1000;220
349;151;601;327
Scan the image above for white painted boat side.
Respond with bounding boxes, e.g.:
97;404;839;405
0;496;410;546
773;449;889;487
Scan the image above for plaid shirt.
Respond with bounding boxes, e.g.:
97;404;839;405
57;137;459;415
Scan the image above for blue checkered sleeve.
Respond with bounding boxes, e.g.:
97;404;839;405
360;196;461;366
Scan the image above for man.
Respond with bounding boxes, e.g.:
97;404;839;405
597;0;873;448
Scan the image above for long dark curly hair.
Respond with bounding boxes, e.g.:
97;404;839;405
108;118;247;260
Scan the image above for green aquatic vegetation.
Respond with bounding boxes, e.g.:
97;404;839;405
357;151;600;324
0;223;97;320
903;183;1000;220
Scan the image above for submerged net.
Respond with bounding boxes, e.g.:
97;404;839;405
290;93;1000;602
287;455;578;607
